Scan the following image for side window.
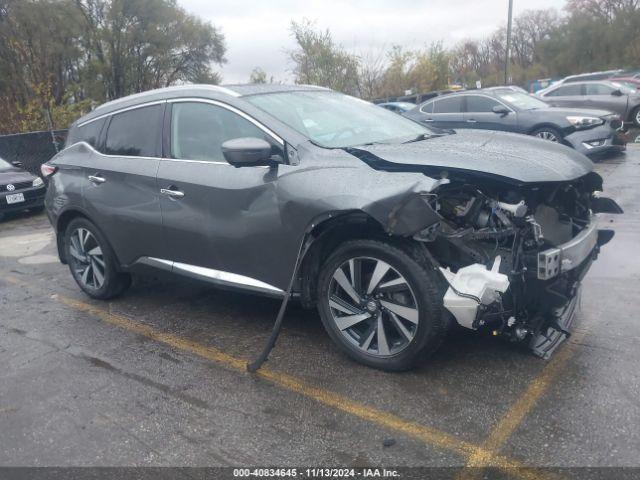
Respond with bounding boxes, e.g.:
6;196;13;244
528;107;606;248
465;96;501;113
546;84;582;97
66;118;105;148
170;102;272;162
104;105;163;157
420;101;434;114
585;83;614;95
433;96;463;113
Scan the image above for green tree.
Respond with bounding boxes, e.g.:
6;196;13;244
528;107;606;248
0;0;227;134
288;19;360;95
249;67;267;84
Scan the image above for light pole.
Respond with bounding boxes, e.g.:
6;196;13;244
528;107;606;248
505;0;513;85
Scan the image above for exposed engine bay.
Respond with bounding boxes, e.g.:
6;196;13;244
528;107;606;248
414;171;622;359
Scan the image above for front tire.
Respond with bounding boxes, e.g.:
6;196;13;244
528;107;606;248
632;106;640;128
316;240;446;371
64;217;131;300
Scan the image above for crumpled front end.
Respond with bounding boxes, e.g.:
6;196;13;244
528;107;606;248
413;170;622;358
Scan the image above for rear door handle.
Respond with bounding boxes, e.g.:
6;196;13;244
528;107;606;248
88;175;106;184
422;118;434;123
466;119;478;123
160;187;185;199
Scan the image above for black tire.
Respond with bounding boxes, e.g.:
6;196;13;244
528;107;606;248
316;239;446;371
631;106;640;128
64;217;131;300
531;126;563;144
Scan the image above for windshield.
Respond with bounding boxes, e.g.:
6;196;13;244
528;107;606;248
610;82;636;94
0;158;13;171
617;81;638;92
494;91;549;110
246;91;430;148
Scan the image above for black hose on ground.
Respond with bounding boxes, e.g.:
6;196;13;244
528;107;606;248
246;233;315;373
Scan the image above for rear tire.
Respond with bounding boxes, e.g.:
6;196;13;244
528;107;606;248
531;126;563;144
316;239;446;371
64;217;131;300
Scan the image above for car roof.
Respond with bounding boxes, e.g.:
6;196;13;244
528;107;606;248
561;69;624;82
223;83;330;96
76;83;330;126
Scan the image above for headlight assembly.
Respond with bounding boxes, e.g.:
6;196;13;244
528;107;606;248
566;116;604;129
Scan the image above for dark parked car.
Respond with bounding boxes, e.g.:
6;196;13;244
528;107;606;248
0;156;46;217
44;84;621;370
537;80;640;127
378;101;416;114
403;88;625;156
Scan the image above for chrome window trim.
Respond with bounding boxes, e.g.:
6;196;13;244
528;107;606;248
77;100;167;127
168;97;284;146
61;141;162;162
61;142;271;169
137;257;285;296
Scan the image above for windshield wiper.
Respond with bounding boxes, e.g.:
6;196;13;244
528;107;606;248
402;133;442;144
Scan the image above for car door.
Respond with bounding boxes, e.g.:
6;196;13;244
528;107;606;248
429;96;466;129
542;83;584;108
81;103;167;266
463;95;518;132
156;99;286;290
583;83;629;117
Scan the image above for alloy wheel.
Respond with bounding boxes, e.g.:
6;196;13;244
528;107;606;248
327;256;420;357
68;227;106;289
635;108;640;126
535;130;559;142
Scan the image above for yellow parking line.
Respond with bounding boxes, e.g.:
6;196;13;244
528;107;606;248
54;293;559;480
56;295;478;453
2;274;556;479
456;328;586;480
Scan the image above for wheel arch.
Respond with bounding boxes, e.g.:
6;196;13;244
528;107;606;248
55;208;121;268
298;211;386;308
297;210;438;309
528;123;564;136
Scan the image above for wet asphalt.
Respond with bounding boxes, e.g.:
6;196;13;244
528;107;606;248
0;144;638;474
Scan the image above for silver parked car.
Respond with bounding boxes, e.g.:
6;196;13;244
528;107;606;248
537;80;640;127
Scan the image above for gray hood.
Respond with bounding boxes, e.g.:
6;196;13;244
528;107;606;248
351;129;594;184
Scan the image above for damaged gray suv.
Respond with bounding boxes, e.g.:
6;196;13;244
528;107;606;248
44;84;622;371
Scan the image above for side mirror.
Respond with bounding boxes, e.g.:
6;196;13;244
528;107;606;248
11;160;22;168
221;137;275;167
611;89;623;97
492;105;510;115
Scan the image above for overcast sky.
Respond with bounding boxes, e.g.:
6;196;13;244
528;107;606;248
179;0;567;84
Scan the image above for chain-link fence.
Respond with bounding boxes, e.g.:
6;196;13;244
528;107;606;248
0;130;68;176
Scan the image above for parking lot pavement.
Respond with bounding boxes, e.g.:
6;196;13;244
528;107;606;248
1;147;639;474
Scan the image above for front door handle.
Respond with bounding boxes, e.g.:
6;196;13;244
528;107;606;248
422;118;434;123
160;187;185;199
88;175;106;184
466;119;478;123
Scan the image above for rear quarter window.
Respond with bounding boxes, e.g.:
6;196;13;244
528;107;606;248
420;102;434;114
65;118;106;148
